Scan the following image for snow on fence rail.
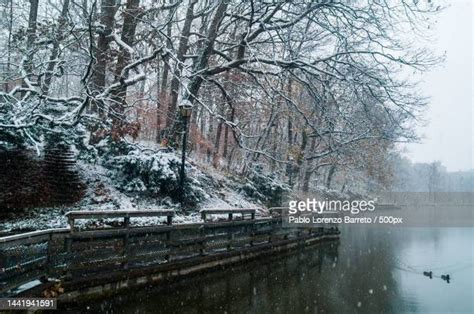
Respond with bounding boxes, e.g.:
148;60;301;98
199;208;257;221
65;209;175;232
0;208;335;297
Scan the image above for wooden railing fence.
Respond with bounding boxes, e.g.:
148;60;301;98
0;208;338;297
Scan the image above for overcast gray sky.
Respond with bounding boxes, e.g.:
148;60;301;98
401;0;473;172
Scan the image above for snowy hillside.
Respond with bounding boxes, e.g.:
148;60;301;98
0;142;280;235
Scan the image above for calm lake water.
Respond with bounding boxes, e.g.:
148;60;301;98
64;227;473;313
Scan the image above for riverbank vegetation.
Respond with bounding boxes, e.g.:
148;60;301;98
0;1;446;224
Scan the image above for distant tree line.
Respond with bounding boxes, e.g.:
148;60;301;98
390;156;474;192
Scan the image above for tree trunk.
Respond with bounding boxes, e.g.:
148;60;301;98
184;1;228;103
165;0;196;136
91;0;119;114
326;164;336;189
4;0;13;92
302;137;316;192
156;1;174;142
213;121;223;167
21;0;39;97
287;78;293;149
302;169;312;193
110;0;141;137
42;0;70;95
223;106;234;158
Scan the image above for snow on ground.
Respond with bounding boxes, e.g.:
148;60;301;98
0;207;67;234
190;158;266;215
0;155;355;235
199;189;267;217
0;157;268;234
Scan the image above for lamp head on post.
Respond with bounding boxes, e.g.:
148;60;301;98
178;100;194;119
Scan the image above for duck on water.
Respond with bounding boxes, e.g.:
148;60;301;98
423;271;451;283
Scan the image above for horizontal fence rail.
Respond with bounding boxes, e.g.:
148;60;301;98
66;209;175;231
0;208;339;297
200;208;257;221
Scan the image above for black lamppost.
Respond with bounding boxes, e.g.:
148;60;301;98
178;100;193;207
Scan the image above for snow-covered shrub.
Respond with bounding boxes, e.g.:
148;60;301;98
241;165;290;207
104;147;208;206
96;136;135;158
76;133;132;163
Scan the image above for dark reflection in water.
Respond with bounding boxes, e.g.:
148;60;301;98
64;227;473;314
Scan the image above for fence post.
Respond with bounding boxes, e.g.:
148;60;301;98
68;216;75;233
250;222;255;246
227;228;234;251
45;232;53;277
199;225;205;255
165;229;171;262
63;235;73;281
268;221;273;244
122;231;129;269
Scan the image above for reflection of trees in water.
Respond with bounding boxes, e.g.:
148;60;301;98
334;227;414;313
64;244;339;313
59;228;473;313
174;243;343;314
66;228;432;313
157;244;342;314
